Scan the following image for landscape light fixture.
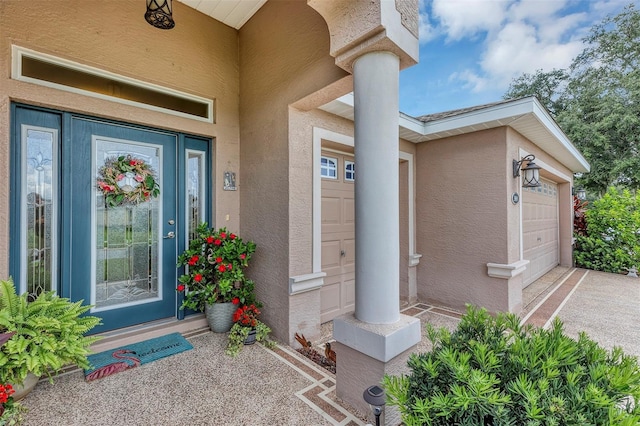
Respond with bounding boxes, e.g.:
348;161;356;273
513;154;541;188
145;0;175;29
363;385;386;426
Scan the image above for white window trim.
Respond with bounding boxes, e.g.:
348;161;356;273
12;45;214;123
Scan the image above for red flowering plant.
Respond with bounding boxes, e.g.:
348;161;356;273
0;332;25;424
176;223;257;312
226;303;274;357
232;304;261;327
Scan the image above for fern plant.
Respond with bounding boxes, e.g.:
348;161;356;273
0;278;102;385
383;305;640;425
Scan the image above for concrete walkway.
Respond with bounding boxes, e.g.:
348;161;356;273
17;268;640;425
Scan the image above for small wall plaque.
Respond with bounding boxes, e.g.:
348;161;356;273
224;171;236;191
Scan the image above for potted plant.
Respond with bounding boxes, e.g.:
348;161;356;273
176;223;256;332
0;378;26;425
225;303;275;357
0;278;101;398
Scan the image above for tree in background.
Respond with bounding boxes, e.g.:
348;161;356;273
504;4;640;196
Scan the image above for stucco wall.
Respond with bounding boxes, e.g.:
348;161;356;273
416;127;511;313
238;0;349;342
0;1;242;277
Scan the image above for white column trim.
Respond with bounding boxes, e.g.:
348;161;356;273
289;272;327;295
399;151;421;267
487;259;530;279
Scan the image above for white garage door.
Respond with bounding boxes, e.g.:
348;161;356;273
320;152;355;323
522;179;559;287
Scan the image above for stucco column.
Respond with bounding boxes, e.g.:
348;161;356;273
353;51;400;324
333;51;421;425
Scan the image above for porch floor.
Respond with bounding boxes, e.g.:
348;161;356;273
18;266;640;425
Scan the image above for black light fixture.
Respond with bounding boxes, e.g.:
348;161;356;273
513;154;541;188
363;385;386;426
145;0;175;30
576;187;587;200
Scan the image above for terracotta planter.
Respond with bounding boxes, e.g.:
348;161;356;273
12;372;39;401
205;302;236;333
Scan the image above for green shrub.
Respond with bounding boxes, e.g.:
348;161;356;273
383;305;640;425
574;187;640;273
0;279;102;384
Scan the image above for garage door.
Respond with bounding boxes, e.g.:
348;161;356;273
522;178;559;287
320;152;355;323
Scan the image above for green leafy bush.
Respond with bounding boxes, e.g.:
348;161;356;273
574;187;640;273
0;279;102;385
383;305;640;425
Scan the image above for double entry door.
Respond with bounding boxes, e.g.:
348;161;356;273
10;105;210;333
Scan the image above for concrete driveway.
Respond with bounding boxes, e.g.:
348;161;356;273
549;269;639;358
409;267;640;359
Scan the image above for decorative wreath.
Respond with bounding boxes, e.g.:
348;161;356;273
97;155;160;207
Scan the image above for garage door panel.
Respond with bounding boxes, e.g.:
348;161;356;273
343;238;355;266
321;151;357;323
321;240;341;271
343;197;355;225
320;282;341;323
522;179;559;287
343;277;355;309
322;197;341;225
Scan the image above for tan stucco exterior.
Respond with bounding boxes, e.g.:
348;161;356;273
415;126;575;314
238;0;350;342
0;0;242;276
0;1;581;348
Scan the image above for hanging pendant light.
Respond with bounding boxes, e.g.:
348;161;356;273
145;0;175;30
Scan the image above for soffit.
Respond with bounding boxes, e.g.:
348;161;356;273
177;0;266;29
318;95;590;173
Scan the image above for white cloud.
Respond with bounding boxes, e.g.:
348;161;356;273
418;12;438;44
433;0;610;93
431;0;509;41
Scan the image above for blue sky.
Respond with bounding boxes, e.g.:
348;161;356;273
399;0;639;116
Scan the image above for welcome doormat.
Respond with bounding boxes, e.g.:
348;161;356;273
84;332;193;382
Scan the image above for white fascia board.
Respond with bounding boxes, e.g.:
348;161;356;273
399;112;424;135
529;99;590;172
320;95;589;173
422;98;533;135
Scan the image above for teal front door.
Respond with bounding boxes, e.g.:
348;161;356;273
10;105;210;333
69;117;178;332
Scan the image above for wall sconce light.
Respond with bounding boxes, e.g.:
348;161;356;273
145;0;175;30
574;187;586;200
363;385;386;426
513;154;541;188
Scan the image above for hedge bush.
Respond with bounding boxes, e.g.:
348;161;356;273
574;187;640;273
383;305;640;425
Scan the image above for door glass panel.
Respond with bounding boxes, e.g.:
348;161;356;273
21;126;58;298
186;150;206;243
93;137;162;311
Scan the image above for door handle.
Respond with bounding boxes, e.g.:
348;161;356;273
340;250;346;257
164;231;175;239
